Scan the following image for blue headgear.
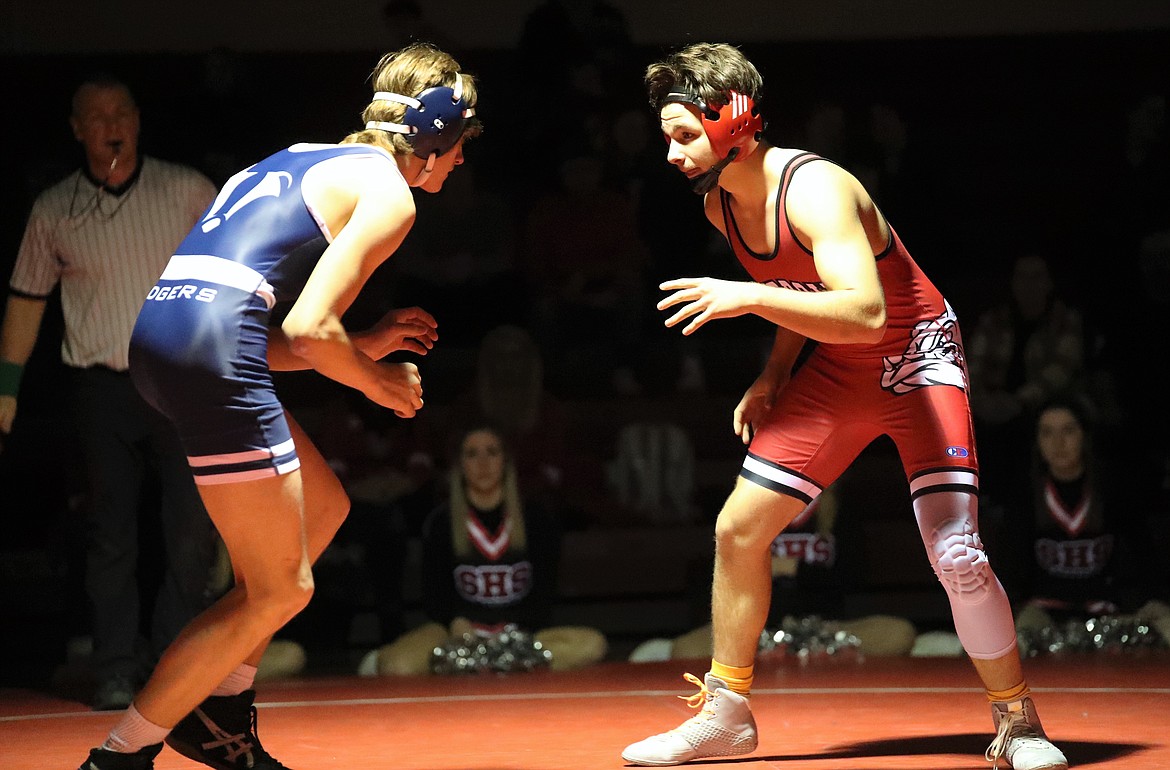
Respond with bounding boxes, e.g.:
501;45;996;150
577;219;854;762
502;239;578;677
366;73;476;181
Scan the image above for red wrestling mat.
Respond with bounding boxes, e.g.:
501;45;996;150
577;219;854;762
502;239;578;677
3;653;1168;769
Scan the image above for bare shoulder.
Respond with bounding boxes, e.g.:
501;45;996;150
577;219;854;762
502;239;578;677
306;149;408;199
762;146;813;176
303;149;414;232
785;156;871;220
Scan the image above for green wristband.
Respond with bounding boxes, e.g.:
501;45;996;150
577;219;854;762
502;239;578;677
0;360;23;397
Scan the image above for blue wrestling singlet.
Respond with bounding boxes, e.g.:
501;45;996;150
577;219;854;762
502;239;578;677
129;143;400;485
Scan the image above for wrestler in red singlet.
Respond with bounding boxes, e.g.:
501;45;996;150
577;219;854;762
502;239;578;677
622;42;1069;770
721;151;977;500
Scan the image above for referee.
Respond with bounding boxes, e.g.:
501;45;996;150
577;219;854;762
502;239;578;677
0;74;218;710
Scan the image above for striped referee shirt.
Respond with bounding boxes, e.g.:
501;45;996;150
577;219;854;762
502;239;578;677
9;156;216;371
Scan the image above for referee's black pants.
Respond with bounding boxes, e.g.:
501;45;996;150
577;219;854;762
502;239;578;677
69;366;216;684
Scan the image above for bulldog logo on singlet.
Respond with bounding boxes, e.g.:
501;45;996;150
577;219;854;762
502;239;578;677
880;302;967;394
454;561;532;606
200;169;294;233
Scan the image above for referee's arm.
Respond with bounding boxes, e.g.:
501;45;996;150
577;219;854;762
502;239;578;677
0;293;49;433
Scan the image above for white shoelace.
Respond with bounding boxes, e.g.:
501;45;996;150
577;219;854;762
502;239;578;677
985;708;1022;765
986;708;1050;766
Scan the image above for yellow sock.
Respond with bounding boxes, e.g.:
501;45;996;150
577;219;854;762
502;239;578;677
710;659;754;696
987;681;1030;703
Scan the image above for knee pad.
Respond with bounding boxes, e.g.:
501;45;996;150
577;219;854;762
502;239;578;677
929;520;993;603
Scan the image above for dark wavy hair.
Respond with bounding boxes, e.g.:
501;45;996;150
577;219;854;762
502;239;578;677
644;42;763;112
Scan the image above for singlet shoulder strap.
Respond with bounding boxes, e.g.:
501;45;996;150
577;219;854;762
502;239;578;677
719;151;823;261
779;152;830;257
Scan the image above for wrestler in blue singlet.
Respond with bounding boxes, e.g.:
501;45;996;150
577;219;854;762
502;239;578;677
130;143;400;485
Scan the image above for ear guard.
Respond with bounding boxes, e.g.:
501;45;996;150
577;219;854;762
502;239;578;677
664;89;764;194
665;89;764;161
367;73;476;162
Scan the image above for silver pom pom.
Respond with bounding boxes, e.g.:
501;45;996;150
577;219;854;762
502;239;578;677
758;615;862;663
430;624;554;674
1017;613;1169;658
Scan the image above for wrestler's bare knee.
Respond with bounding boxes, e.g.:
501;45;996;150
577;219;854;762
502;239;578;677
715;481;805;554
248;565;315;630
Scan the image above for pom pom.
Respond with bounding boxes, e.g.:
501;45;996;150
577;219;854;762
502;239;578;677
757;615;862;663
430;624;554;674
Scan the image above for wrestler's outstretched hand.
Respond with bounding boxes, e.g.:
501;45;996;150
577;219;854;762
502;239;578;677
366;361;424;418
357;306;439;359
658;277;755;335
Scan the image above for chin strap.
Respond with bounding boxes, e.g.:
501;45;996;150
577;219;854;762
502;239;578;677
409;153;438;187
690;147;739;195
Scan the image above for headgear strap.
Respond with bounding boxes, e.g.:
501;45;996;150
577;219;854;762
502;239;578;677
366;73;476;158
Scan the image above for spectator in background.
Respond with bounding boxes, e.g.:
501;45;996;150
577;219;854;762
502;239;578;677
190;47;264;187
408;324;578;521
367;423;607;675
521;152;650;395
383;162;526;347
1117;93;1168;246
514;0;638;190
998;395;1150;636
382;0;458;52
966;252;1091;508
853;103;914;224
0;74;218;711
800;100;848;163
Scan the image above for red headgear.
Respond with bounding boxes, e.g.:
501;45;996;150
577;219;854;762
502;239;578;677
663;89;765;162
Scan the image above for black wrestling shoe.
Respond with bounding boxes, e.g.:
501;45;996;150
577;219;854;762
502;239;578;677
78;743;163;770
165;690;290;769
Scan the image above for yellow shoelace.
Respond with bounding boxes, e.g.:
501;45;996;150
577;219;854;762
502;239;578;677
677;672;712;709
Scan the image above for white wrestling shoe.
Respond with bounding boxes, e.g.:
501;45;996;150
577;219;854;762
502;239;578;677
986;697;1069;769
621;673;758;766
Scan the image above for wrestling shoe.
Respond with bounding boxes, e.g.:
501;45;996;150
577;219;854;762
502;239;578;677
621;673;758;766
165;690;290;769
985;697;1068;769
78;743;162;770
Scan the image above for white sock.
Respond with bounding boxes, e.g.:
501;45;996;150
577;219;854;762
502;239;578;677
211;663;257;697
101;704;169;753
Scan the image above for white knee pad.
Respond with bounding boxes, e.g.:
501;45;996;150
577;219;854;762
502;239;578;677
929;520;993;603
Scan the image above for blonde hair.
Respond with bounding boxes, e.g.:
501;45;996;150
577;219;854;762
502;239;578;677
342;42;481;153
448;425;528;558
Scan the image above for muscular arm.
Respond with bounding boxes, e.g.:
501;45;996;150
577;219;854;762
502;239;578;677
743;163;887;343
280;156;418;405
266;326;310;372
266;305;438;372
666;161;887;345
